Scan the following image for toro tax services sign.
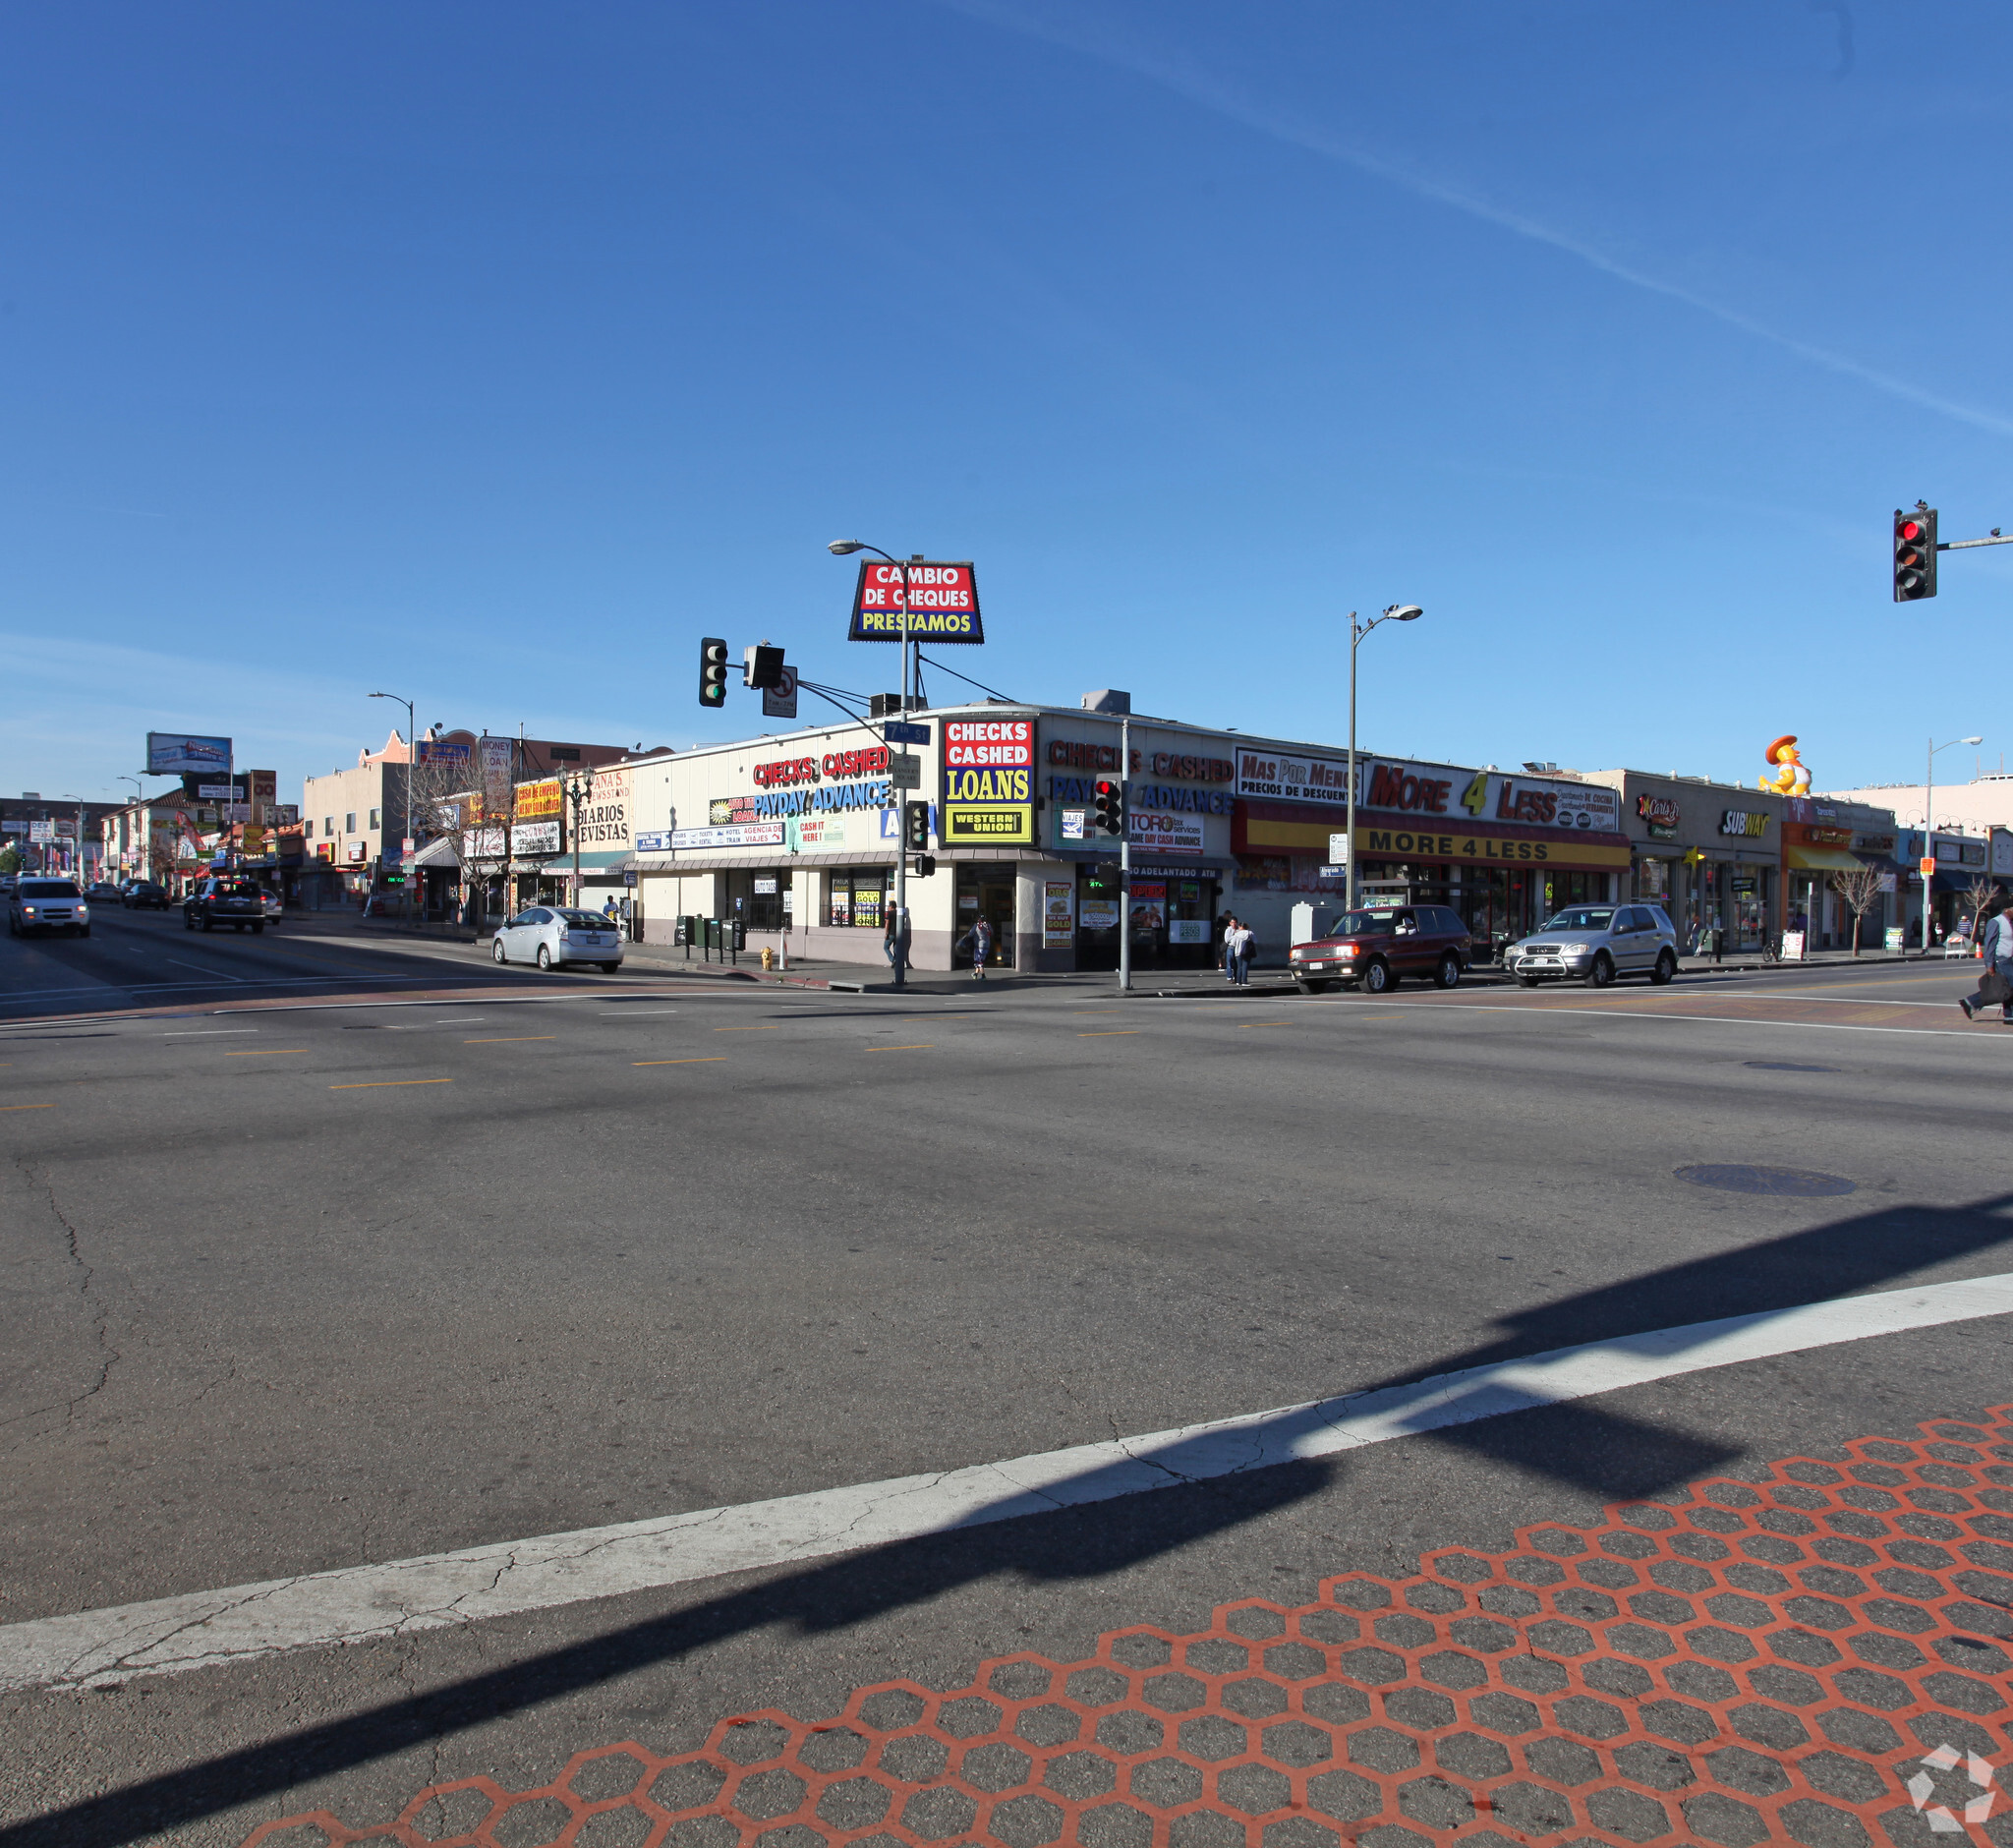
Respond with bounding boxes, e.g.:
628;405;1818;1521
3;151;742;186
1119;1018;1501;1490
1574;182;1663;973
943;719;1032;845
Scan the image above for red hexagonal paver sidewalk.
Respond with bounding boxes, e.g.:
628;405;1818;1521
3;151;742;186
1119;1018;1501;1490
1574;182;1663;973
242;1412;2013;1846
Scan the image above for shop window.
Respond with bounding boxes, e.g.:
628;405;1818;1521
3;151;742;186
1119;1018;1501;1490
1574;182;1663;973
829;872;886;927
1635;858;1670;899
748;871;789;932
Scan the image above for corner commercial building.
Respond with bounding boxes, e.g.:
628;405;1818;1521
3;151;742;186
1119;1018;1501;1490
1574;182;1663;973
597;696;1645;972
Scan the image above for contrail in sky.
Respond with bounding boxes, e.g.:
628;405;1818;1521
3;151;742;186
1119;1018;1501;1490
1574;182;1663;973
946;0;2013;441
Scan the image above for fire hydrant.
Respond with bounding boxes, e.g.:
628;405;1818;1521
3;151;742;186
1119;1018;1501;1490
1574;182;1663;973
760;946;775;971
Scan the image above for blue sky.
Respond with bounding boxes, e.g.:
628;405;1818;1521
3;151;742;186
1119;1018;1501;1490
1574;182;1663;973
4;2;2011;806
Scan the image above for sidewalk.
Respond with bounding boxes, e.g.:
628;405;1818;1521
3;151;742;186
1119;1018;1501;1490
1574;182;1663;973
242;1406;2013;1848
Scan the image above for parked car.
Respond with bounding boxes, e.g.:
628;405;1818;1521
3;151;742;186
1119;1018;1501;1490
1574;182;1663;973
9;877;90;938
183;876;268;933
491;905;624;972
1289;903;1470;995
260;889;283;924
86;881;123;900
122;881;171;910
1506;902;1678;988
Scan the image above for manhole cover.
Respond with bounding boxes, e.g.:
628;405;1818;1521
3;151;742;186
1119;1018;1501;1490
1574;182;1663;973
1744;1061;1842;1072
1675;1164;1856;1197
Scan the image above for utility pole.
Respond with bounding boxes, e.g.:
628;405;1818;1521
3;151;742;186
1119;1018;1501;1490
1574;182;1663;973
563;766;596;908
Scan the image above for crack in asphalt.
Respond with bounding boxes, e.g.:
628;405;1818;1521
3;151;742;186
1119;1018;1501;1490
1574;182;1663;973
0;1157;121;1442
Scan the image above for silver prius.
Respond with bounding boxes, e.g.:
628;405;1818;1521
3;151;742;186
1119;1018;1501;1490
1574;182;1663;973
1506;902;1677;988
491;904;625;972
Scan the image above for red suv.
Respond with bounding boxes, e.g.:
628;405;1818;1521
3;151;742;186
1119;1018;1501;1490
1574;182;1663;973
1289;903;1471;995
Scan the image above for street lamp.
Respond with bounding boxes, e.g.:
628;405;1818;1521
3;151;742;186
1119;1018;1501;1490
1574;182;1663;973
117;776;143;879
1345;605;1423;911
1923;733;1984;955
61;794;87;881
828;540;917;989
370;692;416;921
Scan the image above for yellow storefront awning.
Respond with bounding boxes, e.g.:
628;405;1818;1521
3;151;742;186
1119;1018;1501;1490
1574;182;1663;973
1786;844;1866;873
1239;814;1632;871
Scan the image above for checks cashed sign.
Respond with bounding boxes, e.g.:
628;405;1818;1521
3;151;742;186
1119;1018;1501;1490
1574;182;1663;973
942;719;1032;845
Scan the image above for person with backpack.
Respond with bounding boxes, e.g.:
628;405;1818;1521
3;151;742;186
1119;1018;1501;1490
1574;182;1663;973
965;912;994;980
1960;905;2013;1021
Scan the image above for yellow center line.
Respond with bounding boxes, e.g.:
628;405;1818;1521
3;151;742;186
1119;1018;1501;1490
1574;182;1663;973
0;1103;54;1111
229;1049;309;1056
865;1044;936;1052
1078;1030;1140;1037
329;1078;453;1090
1238;1022;1294;1028
634;1057;727;1066
465;1036;555;1044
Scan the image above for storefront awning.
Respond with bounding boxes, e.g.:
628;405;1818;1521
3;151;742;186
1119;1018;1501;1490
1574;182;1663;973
1785;844;1864;873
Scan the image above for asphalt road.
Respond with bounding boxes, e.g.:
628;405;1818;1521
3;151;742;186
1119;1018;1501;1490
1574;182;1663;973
2;912;2009;1843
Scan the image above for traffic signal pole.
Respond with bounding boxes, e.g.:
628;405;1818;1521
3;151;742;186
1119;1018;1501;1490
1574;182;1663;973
1118;714;1131;994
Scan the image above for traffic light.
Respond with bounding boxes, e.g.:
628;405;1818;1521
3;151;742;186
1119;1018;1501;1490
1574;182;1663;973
912;853;937;878
745;643;785;690
1094;778;1124;836
1894;505;1937;601
904;800;930;851
700;637;728;708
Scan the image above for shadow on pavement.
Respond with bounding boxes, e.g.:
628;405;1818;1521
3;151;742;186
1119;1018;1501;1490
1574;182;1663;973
9;1190;2012;1845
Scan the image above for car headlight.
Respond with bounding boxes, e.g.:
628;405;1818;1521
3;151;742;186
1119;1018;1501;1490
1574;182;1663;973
1561;943;1589;954
22;906;37;917
77;904;88;917
1338;945;1357;958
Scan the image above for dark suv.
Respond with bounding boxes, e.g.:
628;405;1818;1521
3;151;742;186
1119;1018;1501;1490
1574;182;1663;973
184;877;267;933
1289;903;1472;995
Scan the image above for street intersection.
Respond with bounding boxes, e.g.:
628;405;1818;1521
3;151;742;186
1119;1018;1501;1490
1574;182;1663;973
2;910;2010;1846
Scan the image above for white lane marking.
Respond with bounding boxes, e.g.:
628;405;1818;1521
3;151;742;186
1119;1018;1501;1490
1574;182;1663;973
1346;1000;2007;1039
161;1030;259;1038
164;958;248;984
3;1270;2007;1694
599;1011;678;1016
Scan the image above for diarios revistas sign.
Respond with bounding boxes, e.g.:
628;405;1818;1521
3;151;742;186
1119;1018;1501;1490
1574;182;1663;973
848;561;984;644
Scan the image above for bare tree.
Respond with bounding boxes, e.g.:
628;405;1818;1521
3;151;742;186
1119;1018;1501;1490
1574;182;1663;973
1827;864;1884;958
405;755;490;933
1962;875;1997;949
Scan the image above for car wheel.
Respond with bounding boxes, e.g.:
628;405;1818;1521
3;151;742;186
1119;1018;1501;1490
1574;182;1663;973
184;911;195;930
79;925;90;938
536;944;554;970
201;915;214;932
492;938;508;964
1516;975;1540;988
1434;953;1462;990
1361;957;1393;994
1650;949;1676;986
1585;953;1615;988
252;922;264;934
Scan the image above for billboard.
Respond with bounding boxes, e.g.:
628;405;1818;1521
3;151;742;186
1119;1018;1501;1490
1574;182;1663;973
848;561;984;644
147;732;232;775
417;740;472;768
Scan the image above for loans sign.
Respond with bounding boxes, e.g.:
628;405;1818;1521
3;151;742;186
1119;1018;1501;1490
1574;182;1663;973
942;717;1032;844
848;561;984;644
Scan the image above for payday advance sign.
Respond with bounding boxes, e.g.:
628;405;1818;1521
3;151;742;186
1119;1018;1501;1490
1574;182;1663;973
942;718;1033;845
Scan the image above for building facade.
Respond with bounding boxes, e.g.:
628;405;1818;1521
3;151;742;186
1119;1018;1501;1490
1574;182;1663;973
605;699;1641;971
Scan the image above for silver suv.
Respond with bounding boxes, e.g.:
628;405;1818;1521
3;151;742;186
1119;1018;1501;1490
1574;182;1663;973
1507;902;1677;988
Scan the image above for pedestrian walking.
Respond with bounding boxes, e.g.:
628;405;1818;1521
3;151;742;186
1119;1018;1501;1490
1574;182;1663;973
1224;915;1253;986
1214;908;1233;971
1959;906;2013;1021
967;912;994;980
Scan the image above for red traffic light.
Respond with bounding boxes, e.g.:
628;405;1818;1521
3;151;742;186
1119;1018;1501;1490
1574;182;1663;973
1898;517;1927;544
1893;507;1937;602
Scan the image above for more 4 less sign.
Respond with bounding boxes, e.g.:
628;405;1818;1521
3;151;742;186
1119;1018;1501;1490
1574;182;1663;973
942;719;1033;844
